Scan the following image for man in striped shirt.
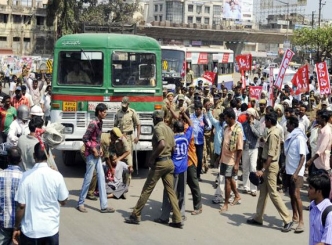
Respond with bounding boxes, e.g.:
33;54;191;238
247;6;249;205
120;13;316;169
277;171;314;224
0;147;22;245
308;173;332;245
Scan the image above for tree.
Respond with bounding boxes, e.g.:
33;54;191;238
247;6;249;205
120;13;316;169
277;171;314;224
292;25;332;62
46;0;139;38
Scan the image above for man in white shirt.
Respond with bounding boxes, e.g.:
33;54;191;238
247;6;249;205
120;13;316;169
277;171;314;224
13;142;68;245
298;104;310;133
284;116;308;233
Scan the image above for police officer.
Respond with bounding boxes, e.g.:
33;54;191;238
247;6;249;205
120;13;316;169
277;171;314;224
125;110;182;228
114;96;141;154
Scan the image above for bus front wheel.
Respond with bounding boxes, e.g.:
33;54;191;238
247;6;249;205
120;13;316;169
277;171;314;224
62;151;76;166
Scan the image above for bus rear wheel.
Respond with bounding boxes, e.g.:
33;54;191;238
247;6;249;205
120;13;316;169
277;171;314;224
62;151;76;166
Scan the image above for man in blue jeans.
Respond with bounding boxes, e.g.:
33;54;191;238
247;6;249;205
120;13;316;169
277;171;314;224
77;103;115;213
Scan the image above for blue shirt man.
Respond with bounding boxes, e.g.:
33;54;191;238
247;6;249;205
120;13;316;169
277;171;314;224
173;126;193;174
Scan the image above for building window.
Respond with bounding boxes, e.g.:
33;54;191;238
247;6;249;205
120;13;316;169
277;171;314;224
196;5;202;14
0;37;7;41
166;1;183;23
188;5;193;12
23;38;31;42
0;14;8;23
159;15;163;21
12;15;22;24
213;5;221;25
204;17;209;24
13;37;20;42
24;15;31;25
155;4;158;12
188;16;193;24
36;16;45;25
160;4;163;12
154;15;158;21
205;6;210;14
196;17;201;23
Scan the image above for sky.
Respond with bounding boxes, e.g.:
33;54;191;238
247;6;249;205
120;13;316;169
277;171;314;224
305;0;332;20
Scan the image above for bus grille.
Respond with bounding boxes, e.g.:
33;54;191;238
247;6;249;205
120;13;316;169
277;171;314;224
139;113;153;120
89;111;116;131
61;112;86;127
76;112;86;128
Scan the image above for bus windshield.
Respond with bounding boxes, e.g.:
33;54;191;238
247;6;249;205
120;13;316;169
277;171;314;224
112;51;157;87
57;51;103;86
162;49;185;78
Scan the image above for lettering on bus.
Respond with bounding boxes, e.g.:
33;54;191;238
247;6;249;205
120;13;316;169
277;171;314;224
61;40;81;46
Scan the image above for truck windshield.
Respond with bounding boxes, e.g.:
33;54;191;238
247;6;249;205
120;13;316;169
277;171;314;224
112;52;157;87
57;51;103;86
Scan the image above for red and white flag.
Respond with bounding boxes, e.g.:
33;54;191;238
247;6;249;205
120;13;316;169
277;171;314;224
180;60;186;78
236;54;252;72
249;86;263;101
268;85;274;107
274;49;295;90
316;61;331;95
202;71;216;83
291;64;309;95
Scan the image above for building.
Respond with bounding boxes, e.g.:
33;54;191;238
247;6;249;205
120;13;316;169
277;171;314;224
0;0;54;56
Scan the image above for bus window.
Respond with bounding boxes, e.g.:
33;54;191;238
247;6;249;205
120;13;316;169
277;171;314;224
58;51;103;86
112;52;157;87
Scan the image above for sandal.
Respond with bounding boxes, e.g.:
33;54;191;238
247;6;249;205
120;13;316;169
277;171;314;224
219;205;228;213
294;224;304;233
191;209;202;215
76;205;88;213
230;197;241;206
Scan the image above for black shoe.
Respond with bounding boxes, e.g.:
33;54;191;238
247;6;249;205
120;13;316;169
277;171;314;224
246;218;263;226
169;222;183;229
86;195;98;201
125;215;140;225
281;221;294;232
154;218;168;224
121;193;127;199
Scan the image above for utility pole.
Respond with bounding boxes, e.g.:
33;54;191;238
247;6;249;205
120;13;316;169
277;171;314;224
311;11;314;28
318;0;322;27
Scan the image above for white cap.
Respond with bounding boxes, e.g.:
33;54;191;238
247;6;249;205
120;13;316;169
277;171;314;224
30;105;44;116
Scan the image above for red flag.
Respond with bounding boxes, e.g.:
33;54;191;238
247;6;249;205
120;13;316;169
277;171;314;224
291;64;309;95
316;61;331;95
202;71;216;83
274;49;295;90
241;70;246;89
249;86;263;100
236;54;252;72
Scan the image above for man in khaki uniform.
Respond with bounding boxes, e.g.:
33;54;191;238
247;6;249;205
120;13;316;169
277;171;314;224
125;110;182;228
247;111;293;232
114;96;141;155
163;92;176;126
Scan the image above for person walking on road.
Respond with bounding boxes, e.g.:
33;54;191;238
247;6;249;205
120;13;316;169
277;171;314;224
77;103;115;213
125;110;183;229
247;111;294;232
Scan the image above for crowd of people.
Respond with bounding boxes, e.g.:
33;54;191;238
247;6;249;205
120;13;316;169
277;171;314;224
1;66;332;244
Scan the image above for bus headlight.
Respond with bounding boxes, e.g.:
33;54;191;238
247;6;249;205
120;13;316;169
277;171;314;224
62;123;74;134
141;125;153;135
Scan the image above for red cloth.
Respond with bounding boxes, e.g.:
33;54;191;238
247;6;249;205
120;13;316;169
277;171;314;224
237;114;247;124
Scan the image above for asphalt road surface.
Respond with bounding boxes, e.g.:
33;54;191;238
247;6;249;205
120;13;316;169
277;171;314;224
55;150;309;245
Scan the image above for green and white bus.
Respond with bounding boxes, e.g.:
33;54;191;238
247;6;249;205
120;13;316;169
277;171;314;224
51;33;163;165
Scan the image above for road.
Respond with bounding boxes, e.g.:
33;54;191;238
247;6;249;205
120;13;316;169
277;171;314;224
1;85;310;245
55;150;310;245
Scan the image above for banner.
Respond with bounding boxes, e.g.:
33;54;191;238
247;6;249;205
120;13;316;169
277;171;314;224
236;54;252;72
291;64;309;95
202;71;216;83
316;62;331;95
268;85;274;107
181;60;186;78
249;86;263;100
274;49;295;90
